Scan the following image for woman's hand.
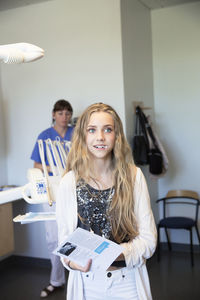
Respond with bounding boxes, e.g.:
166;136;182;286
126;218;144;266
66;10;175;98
64;258;92;272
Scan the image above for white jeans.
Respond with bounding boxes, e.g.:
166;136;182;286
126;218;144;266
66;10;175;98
43;203;65;287
81;267;139;300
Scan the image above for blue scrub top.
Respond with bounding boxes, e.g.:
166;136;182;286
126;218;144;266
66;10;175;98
31;126;74;165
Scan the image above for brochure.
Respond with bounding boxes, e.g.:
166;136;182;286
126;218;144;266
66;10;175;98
13;212;56;224
53;227;123;272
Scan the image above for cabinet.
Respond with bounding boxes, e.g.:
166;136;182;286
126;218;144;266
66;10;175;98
0;203;14;256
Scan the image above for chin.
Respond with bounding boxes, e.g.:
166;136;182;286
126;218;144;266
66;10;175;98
90;151;111;160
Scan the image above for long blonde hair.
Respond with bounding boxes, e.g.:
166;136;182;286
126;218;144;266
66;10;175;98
66;103;138;243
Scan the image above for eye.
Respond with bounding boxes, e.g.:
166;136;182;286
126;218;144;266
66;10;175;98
87;128;95;133
104;127;112;133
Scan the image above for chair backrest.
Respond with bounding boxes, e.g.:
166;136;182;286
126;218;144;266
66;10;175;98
166;190;199;200
157;190;200;221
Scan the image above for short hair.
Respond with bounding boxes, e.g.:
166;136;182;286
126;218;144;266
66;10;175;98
52;99;73;114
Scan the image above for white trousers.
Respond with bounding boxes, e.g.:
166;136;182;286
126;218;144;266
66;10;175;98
43;203;65;287
81;267;139;300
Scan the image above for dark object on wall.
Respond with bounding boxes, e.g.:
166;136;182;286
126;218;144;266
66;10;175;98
133;135;149;165
132;109;149;165
133;106;163;175
156;190;200;267
144;115;163;175
149;149;163;175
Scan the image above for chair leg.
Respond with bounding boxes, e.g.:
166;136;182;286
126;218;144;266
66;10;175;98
189;228;194;267
164;228;171;251
194;224;200;245
157;226;160;262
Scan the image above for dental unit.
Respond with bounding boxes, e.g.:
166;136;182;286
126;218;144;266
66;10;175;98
0;140;71;209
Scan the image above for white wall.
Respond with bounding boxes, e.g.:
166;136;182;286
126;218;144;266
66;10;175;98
121;0;154;144
0;0;125;258
152;2;200;244
121;0;158;220
0;75;7;186
0;0;125;187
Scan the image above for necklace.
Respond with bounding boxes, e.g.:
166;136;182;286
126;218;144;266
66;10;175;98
80;179;114;202
77;180;115;239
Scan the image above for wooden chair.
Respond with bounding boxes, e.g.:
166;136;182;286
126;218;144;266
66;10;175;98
156;190;200;266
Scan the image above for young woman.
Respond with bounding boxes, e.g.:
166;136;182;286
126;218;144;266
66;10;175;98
56;103;157;300
31;99;74;298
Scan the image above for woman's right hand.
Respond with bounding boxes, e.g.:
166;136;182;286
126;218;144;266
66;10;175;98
64;258;92;272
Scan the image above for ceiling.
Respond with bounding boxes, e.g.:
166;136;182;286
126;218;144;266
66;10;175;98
139;0;200;9
0;0;199;11
0;0;53;11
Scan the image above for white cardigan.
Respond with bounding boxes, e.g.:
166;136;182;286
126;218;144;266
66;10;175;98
56;167;157;300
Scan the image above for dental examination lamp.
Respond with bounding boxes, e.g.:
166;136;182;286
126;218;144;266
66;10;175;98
0;42;44;63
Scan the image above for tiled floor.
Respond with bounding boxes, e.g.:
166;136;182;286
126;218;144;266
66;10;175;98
1;250;200;300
